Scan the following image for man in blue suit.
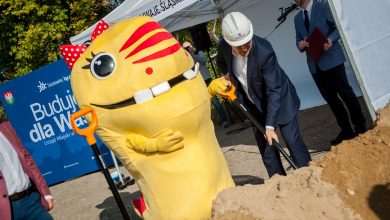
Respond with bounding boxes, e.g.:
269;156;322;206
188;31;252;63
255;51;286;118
294;0;366;145
213;12;311;177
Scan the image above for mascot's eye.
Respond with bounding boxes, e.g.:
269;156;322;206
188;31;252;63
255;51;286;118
90;52;115;79
83;40;91;47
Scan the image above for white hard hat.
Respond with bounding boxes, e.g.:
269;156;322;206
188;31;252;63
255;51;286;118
222;12;253;47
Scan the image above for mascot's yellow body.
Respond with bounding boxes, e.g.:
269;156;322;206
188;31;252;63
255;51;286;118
69;16;234;220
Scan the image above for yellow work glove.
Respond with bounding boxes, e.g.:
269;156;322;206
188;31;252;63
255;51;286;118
126;129;184;153
208;77;231;97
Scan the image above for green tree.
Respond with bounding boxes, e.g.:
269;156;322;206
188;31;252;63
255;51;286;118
0;0;111;79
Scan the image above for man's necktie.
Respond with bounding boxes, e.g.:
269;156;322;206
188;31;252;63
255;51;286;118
304;10;310;32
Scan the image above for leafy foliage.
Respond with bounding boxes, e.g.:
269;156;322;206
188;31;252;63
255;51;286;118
0;104;6;121
0;0;112;79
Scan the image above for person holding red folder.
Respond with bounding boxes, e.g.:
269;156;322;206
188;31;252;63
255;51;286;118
293;0;367;145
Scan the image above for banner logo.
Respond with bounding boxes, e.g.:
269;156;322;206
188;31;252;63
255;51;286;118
37;81;47;92
3;91;15;105
36;76;71;93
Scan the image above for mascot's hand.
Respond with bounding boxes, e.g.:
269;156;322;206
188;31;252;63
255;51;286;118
208;77;231;97
126;129;184;153
154;129;184;152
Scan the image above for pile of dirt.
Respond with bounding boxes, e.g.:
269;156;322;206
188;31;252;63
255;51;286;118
211;104;390;220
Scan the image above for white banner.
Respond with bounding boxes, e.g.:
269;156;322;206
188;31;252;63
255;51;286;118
70;0;197;45
137;0;196;21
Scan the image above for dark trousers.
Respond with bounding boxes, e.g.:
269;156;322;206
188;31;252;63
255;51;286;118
312;64;366;133
211;97;230;124
246;102;311;177
11;191;53;220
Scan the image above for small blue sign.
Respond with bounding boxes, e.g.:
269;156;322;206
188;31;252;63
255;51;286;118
0;59;113;185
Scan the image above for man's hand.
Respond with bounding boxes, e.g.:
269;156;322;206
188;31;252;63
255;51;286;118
208;77;231;97
46;198;54;210
324;38;333;51
298;37;309;51
265;127;279;145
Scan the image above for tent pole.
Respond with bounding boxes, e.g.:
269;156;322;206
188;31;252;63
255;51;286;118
110;151;125;184
206;50;218;77
212;0;224;17
327;1;377;123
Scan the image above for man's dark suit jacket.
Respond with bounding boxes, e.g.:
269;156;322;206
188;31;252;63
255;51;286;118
217;36;300;127
0;121;51;220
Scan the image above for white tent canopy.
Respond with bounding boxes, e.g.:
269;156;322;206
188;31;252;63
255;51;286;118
70;0;199;45
71;0;390;119
328;0;390;112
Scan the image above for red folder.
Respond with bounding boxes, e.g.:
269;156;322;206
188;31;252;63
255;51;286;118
306;27;327;62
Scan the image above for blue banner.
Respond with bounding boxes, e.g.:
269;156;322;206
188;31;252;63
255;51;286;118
0;59;113;185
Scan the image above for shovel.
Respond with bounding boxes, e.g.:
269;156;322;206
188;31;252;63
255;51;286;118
70;107;131;220
220;85;298;170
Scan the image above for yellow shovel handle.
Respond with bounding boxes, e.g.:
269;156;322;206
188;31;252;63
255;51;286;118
70;107;98;145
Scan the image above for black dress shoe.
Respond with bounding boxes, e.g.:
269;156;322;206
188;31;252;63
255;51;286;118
222;121;231;128
331;131;356;145
355;126;367;135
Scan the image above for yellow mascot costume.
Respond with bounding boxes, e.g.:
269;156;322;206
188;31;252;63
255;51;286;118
61;16;234;220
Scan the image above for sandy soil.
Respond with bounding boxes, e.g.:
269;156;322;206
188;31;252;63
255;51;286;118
48;99;389;220
212;104;390;220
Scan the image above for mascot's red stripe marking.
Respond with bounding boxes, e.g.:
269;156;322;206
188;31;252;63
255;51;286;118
119;21;163;52
133;43;181;64
125;32;173;59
